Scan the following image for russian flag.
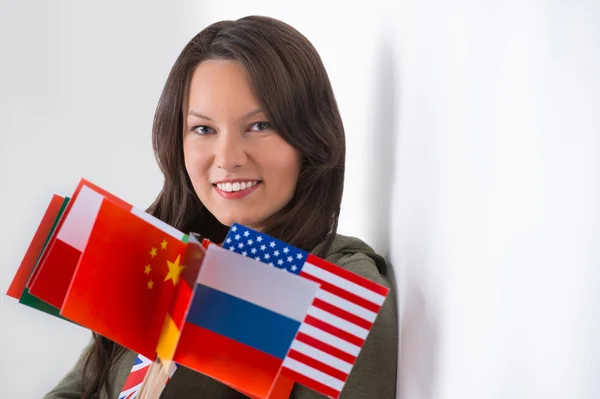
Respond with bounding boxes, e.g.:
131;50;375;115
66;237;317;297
173;245;319;398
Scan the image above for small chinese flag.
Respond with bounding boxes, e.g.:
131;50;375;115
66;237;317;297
60;195;188;359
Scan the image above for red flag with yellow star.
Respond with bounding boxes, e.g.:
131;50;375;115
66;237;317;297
60;196;189;359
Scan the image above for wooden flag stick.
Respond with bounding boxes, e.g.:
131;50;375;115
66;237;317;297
137;358;173;399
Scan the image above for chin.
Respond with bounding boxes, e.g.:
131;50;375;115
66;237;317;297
216;214;263;230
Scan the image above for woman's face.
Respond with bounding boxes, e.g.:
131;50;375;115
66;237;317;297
183;59;302;229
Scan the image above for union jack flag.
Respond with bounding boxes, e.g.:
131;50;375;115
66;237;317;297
118;354;177;399
223;224;389;399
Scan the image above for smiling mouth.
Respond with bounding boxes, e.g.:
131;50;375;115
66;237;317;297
214;180;262;193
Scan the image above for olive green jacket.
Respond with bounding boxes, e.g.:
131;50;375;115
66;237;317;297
43;234;398;399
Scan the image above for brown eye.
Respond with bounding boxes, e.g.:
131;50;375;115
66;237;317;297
192;125;215;135
249;122;271;131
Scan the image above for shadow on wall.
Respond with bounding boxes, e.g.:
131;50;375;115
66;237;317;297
367;36;439;399
397;283;439;399
366;36;397;262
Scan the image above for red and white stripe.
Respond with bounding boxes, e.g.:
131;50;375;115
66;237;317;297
280;254;389;399
119;354;177;399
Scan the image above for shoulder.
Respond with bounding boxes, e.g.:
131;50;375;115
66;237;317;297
43;340;138;399
293;234;399;398
313;233;391;287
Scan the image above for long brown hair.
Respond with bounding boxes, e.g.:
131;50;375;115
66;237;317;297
81;15;345;398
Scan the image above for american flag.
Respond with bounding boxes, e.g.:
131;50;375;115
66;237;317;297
118;354;177;399
223;224;389;399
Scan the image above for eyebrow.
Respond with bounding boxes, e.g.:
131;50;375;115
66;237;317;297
187;108;264;121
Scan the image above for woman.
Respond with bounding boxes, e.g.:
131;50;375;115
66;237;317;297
44;15;398;399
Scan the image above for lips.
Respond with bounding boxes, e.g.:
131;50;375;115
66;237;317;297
215;180;261;193
212;180;262;200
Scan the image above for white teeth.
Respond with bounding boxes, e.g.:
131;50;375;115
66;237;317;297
216;181;259;193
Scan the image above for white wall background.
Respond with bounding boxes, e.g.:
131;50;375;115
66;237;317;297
391;1;600;398
0;1;195;397
1;1;599;399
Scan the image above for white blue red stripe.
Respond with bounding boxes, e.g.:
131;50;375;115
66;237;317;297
186;244;318;361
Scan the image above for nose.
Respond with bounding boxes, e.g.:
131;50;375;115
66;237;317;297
214;129;247;172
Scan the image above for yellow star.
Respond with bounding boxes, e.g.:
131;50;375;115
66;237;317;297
147;279;154;289
164;254;185;286
144;264;152;275
161;239;168;250
150;247;157;258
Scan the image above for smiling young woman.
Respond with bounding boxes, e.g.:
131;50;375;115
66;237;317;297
43;15;398;399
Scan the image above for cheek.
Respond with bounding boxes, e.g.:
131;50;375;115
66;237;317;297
183;140;211;181
267;147;302;186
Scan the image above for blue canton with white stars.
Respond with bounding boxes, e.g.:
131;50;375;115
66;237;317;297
223;224;308;274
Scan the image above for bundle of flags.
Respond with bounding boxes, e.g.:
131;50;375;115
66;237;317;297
6;178;390;399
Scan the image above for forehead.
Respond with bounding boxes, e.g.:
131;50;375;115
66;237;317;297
186;59;261;116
